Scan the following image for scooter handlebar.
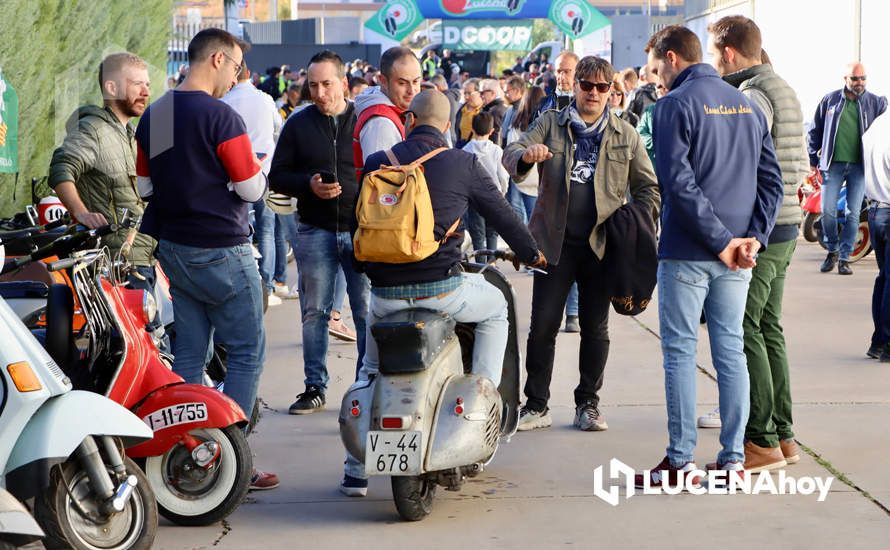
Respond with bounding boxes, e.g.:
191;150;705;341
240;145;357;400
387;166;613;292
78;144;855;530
0;223;118;274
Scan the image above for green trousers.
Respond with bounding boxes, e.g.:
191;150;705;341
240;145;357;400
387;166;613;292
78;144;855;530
743;238;796;448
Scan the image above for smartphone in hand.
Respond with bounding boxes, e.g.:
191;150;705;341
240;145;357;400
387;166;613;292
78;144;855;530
319;170;337;183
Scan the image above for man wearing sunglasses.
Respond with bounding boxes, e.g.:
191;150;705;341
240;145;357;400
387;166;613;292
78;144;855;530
503;55;660;433
808;62;887;275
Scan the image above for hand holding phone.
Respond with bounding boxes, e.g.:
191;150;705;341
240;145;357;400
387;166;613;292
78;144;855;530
311;171;342;199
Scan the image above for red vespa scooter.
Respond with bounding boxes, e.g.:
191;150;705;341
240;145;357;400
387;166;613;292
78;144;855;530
3;222;253;527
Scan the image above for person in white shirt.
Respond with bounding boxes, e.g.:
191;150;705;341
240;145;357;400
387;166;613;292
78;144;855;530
863;112;890;360
462;111;508;261
221;62;284;304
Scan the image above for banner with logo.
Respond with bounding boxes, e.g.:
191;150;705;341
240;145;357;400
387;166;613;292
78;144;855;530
548;0;610;39
364;0;425;42
426;0;536;18
0;67;19;174
442;19;533;50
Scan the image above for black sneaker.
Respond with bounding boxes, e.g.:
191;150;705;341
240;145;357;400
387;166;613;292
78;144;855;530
564;315;580;333
838;260;853;275
289;386;326;415
867;343;884;359
879;345;890;363
820;252;839;273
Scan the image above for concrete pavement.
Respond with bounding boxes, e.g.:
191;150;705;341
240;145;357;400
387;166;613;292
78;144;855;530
156;239;890;549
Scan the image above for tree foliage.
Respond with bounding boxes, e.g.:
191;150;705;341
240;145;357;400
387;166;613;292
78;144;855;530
0;0;172;215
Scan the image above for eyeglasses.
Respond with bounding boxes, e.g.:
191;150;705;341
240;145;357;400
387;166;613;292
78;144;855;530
219;51;243;76
849;76;867;82
577;79;611;93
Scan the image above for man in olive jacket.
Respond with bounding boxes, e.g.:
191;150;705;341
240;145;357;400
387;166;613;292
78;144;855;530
503;55;660;433
49;53;157;291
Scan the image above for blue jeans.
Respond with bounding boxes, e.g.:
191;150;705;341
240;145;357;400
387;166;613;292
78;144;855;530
128;265;170;354
157;240;265;419
345;272;508;480
565;283;579;317
821;161;865;260
467;207;499;255
869;207;890;346
273;212;298;285
658;260;752;466
294;223;370;390
506;182;526;223
519;192;537;222
251;199;275;292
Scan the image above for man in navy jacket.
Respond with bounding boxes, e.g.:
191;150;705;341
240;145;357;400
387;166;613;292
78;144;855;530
634;25;784;489
807;63;887;274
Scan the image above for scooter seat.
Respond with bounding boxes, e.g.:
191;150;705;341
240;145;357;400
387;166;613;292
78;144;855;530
371;309;456;374
0;280;49;299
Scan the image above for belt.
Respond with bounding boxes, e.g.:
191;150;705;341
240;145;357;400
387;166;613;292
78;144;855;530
410;290;454;301
874;201;890;209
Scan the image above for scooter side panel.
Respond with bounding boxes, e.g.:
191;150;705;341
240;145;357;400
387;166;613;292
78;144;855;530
426;374;501;472
126;383;247;458
338;378;375;461
0;487;44;545
5;390;153;472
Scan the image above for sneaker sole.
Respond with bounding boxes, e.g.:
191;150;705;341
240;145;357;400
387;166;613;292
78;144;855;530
328;328;357;342
783;454;800;464
340;486;368;497
289;406;325;415
575;420;608;431
517;416;553;431
249;482;280;491
697;420;722;428
744;459;787;472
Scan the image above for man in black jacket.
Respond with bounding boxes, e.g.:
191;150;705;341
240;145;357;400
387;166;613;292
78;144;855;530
340;90;545;496
269;51;370;415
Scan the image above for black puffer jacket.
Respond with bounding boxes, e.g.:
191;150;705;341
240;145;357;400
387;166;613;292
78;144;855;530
357;126;538;287
269;102;357;233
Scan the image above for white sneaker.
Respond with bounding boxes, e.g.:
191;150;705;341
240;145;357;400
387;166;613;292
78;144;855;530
267;294;283;307
273;282;289;297
697;407;721;428
283;285;300;300
516;406;552;431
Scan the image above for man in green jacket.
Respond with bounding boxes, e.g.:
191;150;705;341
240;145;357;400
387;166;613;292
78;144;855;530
708;15;806;472
49;52;158;294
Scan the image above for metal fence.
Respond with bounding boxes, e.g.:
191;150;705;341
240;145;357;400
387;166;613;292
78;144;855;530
168;16;225;78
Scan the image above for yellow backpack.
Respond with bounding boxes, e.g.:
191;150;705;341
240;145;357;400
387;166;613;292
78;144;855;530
354;147;460;263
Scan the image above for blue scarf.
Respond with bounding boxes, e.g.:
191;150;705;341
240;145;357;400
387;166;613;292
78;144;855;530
568;106;609;164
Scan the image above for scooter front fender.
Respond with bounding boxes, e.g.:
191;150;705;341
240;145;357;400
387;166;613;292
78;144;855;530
126;383;247;458
6;390;153;473
802;189;822;214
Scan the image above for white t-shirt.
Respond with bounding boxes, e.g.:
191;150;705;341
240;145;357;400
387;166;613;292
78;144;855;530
864;112;890;204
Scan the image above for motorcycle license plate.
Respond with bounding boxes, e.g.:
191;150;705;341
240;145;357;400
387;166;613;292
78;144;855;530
365;431;422;476
143;403;208;431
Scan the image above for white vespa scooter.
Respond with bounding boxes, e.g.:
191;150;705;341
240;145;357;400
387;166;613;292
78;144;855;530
340;251;525;521
0;240;159;549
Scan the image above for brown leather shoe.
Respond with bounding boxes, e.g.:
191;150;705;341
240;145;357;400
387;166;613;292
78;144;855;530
780;439;801;464
743;441;787;472
249;469;280;491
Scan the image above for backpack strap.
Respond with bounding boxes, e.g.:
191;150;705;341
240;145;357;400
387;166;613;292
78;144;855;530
410;147;449;168
439;217;462;244
384;149;400;166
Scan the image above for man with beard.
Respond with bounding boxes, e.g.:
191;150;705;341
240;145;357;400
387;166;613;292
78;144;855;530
135;28;278;490
50;52;158;298
808;62;887;274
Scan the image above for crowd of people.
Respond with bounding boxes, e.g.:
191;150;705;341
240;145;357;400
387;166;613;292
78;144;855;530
50;14;888;499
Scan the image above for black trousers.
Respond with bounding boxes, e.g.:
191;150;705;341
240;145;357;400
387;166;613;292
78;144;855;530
524;242;610;411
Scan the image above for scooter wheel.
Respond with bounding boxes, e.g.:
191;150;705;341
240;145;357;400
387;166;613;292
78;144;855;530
35;455;158;550
391;476;436;521
849;220;872;263
144;425;252;526
802;212;821;242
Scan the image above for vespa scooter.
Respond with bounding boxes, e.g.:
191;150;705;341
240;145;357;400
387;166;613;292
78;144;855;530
339;250;524;521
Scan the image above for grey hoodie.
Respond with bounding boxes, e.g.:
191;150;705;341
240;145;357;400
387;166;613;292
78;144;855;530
353;86;404;163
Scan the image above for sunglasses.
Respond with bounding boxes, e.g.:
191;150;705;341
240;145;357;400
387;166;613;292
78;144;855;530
849;76;867;82
577;79;611;93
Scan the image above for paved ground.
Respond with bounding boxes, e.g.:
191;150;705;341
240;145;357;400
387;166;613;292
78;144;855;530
155;239;890;549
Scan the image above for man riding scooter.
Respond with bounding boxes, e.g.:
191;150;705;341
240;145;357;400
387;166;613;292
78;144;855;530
339;89;546;496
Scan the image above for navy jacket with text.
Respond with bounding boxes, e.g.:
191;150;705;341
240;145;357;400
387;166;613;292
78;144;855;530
653;64;784;261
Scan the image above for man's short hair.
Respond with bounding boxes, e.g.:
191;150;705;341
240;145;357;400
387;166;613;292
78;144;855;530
506;75;526;91
575;56;615;83
348;76;367;89
707;15;763;60
502;69;514;77
287;83;301;93
620;67;639;88
645;25;702;63
429;74;448;90
479;78;500;94
464;77;480;91
555;51;580;65
309;50;346;78
472;111;493;136
98;52;147;91
187;28;248;64
380;46;417;78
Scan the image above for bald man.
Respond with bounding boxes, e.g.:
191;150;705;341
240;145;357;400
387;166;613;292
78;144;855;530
808;62;887;274
339;90;545;497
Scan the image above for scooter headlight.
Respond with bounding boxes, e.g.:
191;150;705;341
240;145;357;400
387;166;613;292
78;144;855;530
142;291;157;325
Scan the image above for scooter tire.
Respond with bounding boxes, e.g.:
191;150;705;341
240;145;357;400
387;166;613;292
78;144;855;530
35;456;158;550
802;212;821;242
391;476;436;521
144;425;252;526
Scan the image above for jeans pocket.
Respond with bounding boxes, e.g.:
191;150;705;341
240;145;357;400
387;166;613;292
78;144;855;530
180;251;240;306
669;261;709;285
